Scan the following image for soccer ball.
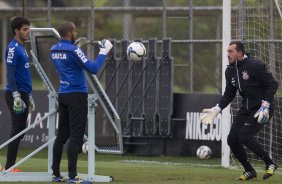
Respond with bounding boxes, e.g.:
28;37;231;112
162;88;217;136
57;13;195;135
196;145;212;160
127;42;146;62
82;142;88;154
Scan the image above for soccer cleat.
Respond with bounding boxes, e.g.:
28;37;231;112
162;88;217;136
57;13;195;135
263;162;278;180
52;175;66;182
66;175;84;183
10;167;22;172
1;167;22;173
236;170;257;181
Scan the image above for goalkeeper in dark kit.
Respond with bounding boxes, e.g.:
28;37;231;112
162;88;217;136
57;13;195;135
201;41;278;181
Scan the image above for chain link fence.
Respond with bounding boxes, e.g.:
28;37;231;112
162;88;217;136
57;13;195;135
0;0;223;94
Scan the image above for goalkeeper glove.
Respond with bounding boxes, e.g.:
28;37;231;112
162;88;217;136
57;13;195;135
254;100;270;124
12;91;26;115
74;37;88;47
200;105;221;124
29;95;35;112
98;39;113;55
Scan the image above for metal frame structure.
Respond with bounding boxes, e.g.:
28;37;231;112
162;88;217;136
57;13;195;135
0;28;122;182
0;28;58;182
0;0;223;94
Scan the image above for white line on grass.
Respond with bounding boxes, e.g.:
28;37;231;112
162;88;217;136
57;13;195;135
117;160;282;175
118;160;222;168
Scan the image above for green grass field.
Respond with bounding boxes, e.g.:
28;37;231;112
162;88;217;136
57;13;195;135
0;148;281;184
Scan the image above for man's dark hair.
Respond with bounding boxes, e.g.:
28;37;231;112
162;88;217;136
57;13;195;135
57;21;76;37
229;41;245;55
11;17;30;35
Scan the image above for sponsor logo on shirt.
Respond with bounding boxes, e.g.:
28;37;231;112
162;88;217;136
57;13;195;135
60;80;70;85
52;53;67;60
74;48;87;63
7;47;15;63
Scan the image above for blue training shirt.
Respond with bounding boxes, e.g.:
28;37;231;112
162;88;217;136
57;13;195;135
50;40;106;93
5;39;32;94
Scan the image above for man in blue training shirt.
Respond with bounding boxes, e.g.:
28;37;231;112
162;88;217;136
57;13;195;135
49;21;112;183
3;17;35;172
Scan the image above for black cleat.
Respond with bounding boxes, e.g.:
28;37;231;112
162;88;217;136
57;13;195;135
236;170;257;181
263;162;278;180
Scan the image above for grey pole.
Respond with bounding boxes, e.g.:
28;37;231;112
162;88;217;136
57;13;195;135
1;18;7;88
238;0;245;39
162;0;167;39
88;0;95;58
123;0;131;40
189;0;193;93
47;0;51;27
22;0;26;17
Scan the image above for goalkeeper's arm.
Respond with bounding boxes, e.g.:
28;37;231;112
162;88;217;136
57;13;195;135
200;69;237;124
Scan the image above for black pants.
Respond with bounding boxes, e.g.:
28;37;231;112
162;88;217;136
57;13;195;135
4;91;29;169
227;107;273;170
52;93;87;179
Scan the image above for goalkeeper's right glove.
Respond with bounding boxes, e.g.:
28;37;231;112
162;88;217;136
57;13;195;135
200;105;221;124
98;39;113;55
12;91;26;115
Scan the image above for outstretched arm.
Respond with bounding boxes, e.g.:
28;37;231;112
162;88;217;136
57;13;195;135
201;69;237;124
73;39;113;74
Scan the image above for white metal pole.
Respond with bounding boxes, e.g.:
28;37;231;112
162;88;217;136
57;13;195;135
221;0;231;168
48;92;57;173
88;94;95;182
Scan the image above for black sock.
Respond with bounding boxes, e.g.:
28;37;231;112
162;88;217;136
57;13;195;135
240;160;254;172
262;156;273;166
52;171;61;177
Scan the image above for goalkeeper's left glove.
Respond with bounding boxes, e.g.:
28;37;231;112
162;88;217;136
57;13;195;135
200;105;221;124
29;95;35;112
12;91;26;115
98;39;113;55
74;37;88;47
254;100;270;124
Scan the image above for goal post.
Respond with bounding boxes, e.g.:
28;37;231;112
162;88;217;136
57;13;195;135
221;0;231;168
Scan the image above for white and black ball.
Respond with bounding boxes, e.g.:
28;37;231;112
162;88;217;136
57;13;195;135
196;145;212;160
82;142;88;154
127;42;146;62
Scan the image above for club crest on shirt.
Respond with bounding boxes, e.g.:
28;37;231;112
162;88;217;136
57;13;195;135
242;70;249;80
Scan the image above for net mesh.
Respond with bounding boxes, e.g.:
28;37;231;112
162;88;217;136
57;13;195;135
230;0;282;168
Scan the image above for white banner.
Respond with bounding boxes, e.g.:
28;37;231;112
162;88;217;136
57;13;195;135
185;112;222;141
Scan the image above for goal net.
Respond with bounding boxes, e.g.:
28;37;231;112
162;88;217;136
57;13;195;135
230;0;282;168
